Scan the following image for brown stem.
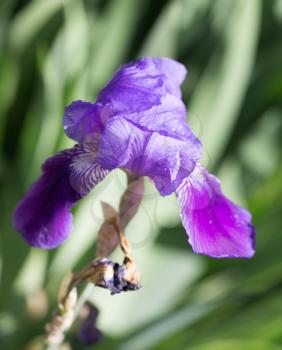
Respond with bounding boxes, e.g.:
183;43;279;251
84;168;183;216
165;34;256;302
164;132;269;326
44;175;144;348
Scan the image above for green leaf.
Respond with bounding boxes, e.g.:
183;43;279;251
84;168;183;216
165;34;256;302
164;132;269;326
9;0;70;52
189;0;261;164
188;339;281;350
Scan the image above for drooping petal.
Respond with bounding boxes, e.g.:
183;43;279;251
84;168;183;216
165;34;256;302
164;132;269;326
13;145;109;249
98;117;201;195
97;57;186;114
63;100;108;143
69;143;109;196
176;165;256;258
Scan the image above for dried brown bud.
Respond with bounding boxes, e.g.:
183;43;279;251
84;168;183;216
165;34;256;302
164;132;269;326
44;176;143;347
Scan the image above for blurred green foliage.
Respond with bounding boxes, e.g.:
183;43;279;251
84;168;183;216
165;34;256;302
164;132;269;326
0;0;282;349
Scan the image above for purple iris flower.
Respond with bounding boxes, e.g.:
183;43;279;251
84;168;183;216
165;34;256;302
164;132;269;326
13;57;255;258
77;303;103;346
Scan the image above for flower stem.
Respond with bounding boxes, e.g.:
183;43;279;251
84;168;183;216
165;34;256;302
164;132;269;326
44;175;144;348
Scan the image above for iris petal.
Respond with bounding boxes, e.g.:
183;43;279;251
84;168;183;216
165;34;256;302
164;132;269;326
13;145;109;249
152;57;187;98
96;57;200;195
63;58;186;143
70;143;109;196
122;94;193;140
97;57;186;114
99;117;201;195
63;100;106;143
176;165;256;258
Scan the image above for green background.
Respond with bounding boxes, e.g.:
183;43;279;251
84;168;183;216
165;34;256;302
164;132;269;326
1;0;282;349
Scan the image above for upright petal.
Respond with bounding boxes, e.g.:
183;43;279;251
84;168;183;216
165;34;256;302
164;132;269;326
98;117;201;195
152;57;187;98
176;165;255;258
97;57;186;114
13;145;109;249
63;58;188;152
122;94;192;140
63;100;108;143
